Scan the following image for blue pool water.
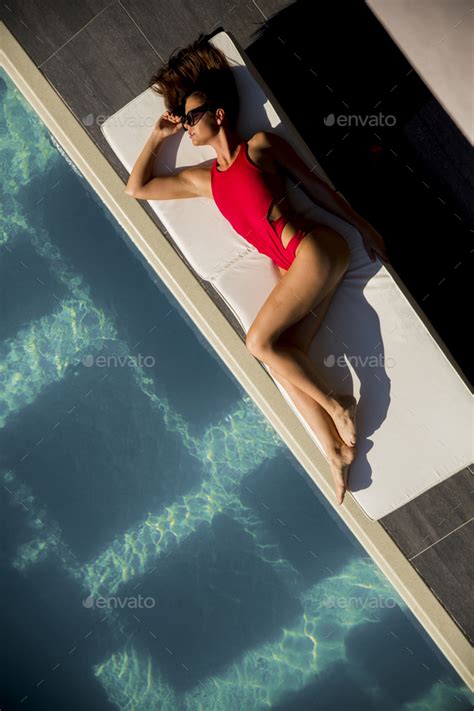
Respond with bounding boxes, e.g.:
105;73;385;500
0;68;472;711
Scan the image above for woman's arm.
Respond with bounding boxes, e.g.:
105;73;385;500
124;112;201;200
124;128;165;196
257;131;390;262
257;131;367;229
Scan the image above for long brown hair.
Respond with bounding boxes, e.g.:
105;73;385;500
149;33;239;129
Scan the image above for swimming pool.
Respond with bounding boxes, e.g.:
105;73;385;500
1;67;473;711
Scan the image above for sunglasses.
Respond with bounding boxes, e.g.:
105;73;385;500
181;103;216;131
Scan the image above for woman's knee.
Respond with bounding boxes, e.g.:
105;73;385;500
245;330;266;358
247;326;281;359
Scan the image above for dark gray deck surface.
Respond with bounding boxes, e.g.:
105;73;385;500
2;0;472;645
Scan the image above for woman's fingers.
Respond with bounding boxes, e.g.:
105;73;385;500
164;110;180;120
159;112;183;135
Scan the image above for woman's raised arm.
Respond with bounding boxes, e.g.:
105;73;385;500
124;112;202;201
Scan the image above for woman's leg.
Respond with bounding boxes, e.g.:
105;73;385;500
246;225;356;448
265;281;355;505
268;365;355;506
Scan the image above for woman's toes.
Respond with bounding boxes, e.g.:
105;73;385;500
329;443;354;505
333;395;357;448
335;480;346;505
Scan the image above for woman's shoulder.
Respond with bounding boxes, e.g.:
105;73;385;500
247;131;280;173
248;130;273;148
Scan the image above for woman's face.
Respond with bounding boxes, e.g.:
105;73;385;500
183;95;219;145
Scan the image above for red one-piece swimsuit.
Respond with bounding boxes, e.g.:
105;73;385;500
210;140;307;270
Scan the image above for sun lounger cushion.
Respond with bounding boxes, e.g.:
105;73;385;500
101;30;472;520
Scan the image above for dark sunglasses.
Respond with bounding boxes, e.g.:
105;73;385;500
181;104;216;131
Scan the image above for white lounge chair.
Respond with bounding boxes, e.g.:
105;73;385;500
101;30;472;520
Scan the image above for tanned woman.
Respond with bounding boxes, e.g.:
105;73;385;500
125;34;390;506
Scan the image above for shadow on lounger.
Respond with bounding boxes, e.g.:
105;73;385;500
269;207;392;494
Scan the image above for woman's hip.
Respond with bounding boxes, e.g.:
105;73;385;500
295;221;350;266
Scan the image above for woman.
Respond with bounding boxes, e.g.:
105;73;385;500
125;36;390;507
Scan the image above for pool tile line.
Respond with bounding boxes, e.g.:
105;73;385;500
36;0;117;70
408;517;473;562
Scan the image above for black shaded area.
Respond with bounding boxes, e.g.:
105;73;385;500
115;513;302;692
244;0;473;384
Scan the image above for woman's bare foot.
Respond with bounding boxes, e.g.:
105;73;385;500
328;440;356;505
330;394;357;448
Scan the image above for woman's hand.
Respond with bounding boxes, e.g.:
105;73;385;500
154;110;183;138
358;221;390;263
